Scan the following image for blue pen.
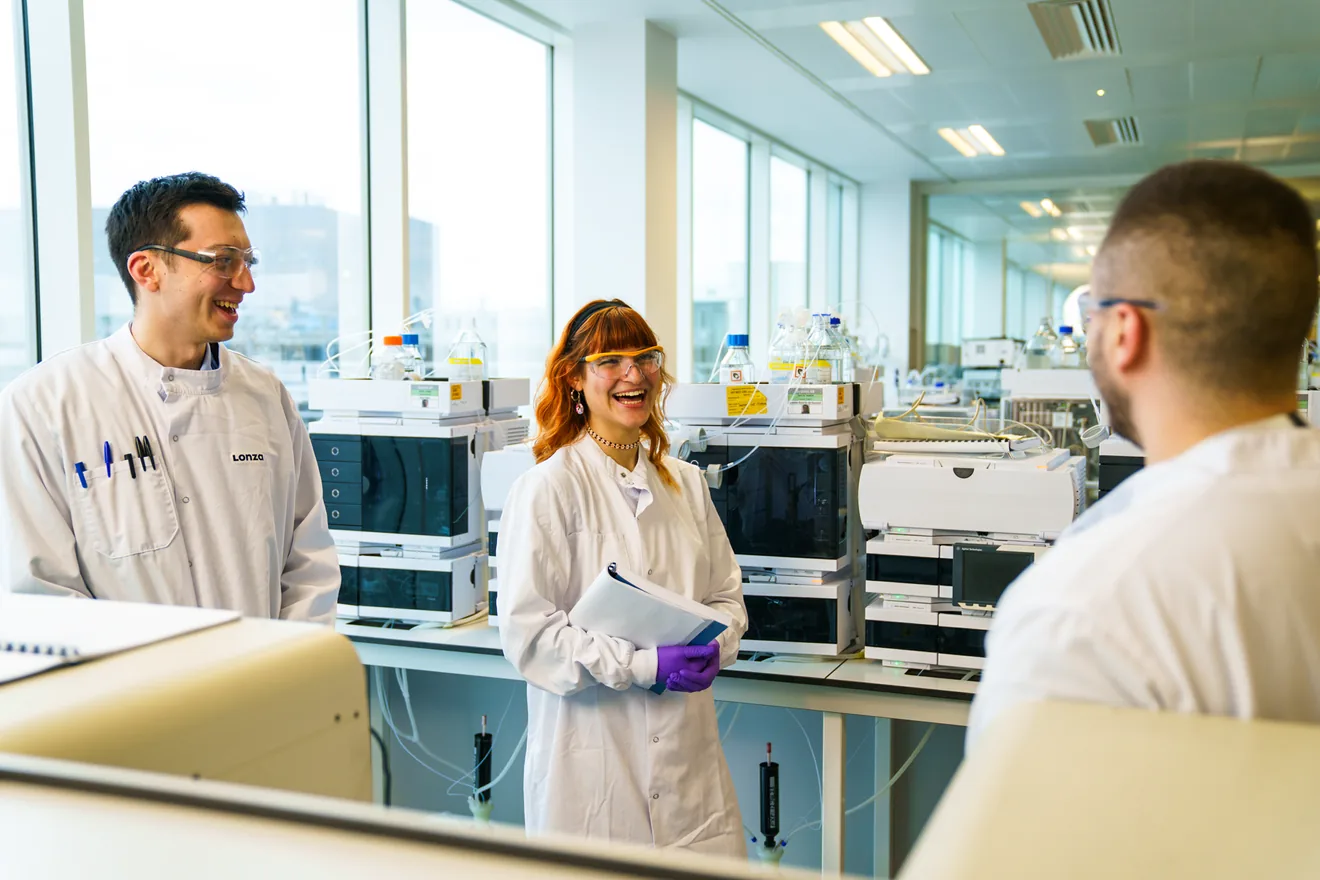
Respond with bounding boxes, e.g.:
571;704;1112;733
74;462;87;489
103;441;112;478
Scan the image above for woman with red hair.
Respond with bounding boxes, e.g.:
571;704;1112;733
497;299;748;857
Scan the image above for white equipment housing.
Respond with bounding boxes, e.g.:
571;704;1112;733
859;448;1086;540
479;443;538;628
860;444;1082;673
961;338;1023;369
308;377;530;624
667;382;878;656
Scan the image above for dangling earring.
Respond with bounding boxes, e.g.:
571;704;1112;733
571;389;585;416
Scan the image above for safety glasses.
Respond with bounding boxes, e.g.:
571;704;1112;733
581;346;665;381
135;244;260;281
1078;291;1161;332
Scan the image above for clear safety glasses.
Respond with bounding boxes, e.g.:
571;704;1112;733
1078;291;1161;332
135;244;261;281
582;346;665;381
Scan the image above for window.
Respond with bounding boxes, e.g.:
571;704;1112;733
84;0;364;414
826;181;843;308
406;0;550;382
925;225;971;364
768;156;807;321
0;0;32;391
691;119;748;382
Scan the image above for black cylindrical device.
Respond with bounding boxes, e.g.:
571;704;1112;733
760;742;779;847
474;714;493;803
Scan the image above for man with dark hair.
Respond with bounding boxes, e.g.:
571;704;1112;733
0;172;339;622
968;160;1320;746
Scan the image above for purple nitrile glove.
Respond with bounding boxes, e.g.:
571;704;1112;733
664;645;721;694
656;644;718;690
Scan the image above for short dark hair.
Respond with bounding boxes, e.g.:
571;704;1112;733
1098;160;1318;394
105;172;246;304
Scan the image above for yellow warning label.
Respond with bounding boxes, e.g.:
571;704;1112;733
450;384;463;401
837;385;845;406
726;384;768;417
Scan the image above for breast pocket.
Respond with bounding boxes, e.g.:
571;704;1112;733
76;458;180;559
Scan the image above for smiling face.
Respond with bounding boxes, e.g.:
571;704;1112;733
573;351;660;438
135;203;256;345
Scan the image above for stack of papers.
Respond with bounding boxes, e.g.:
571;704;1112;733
0;595;240;686
570;563;731;694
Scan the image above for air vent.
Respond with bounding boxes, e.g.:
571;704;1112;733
1086;117;1140;147
1029;0;1121;59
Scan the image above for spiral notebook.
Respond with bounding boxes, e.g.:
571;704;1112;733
569;563;731;695
0;595;240;686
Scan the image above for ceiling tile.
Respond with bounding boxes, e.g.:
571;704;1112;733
1190;56;1261;104
1189;109;1246;142
1135;111;1193;149
1129;64;1191;110
1244;106;1302;139
1110;0;1193;56
952;6;1053;68
883;12;988;73
1254;52;1320;101
1192;0;1275;53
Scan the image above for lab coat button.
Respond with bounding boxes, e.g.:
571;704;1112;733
652;793;659;800
652;736;659;743
648;569;653;575
182;497;190;504
165;373;174;381
171;434;179;442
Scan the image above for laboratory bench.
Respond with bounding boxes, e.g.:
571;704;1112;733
338;618;975;876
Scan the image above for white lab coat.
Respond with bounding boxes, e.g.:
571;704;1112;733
968;414;1320;748
0;324;339;622
497;434;748;856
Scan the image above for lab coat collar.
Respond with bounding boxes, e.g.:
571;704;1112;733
573;432;655;517
107;323;226;402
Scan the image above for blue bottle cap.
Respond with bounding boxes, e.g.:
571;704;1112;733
402;333;420;345
727;333;750;347
830;316;841;325
1058;325;1073;335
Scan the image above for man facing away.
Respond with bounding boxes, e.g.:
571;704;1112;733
968;160;1320;747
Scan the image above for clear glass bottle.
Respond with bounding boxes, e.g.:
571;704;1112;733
717;333;754;384
400;332;424;380
768;314;801;384
1022;317;1060;369
446;318;488;381
829;316;853;383
372;335;406;381
1057;325;1085;369
804;314;834;384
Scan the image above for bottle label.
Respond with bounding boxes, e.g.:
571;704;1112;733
448;358;483;365
720;366;750;384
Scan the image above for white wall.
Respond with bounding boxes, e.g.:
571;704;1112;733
567;20;677;351
859;179;912;376
967;241;1005;340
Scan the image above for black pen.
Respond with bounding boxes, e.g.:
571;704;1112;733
142;436;157;470
134;436;147;470
124;453;136;479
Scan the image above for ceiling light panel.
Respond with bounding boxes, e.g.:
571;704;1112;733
1040;198;1062;217
967;124;1006;156
862;17;930;75
936;125;1006;158
1020;201;1044;218
821;18;930;77
938;128;979;158
820;21;890;77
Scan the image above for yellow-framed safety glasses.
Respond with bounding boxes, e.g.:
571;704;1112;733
581;346;665;381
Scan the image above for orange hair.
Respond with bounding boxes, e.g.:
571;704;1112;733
533;299;678;489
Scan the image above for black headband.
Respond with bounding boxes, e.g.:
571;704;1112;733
566;299;629;345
